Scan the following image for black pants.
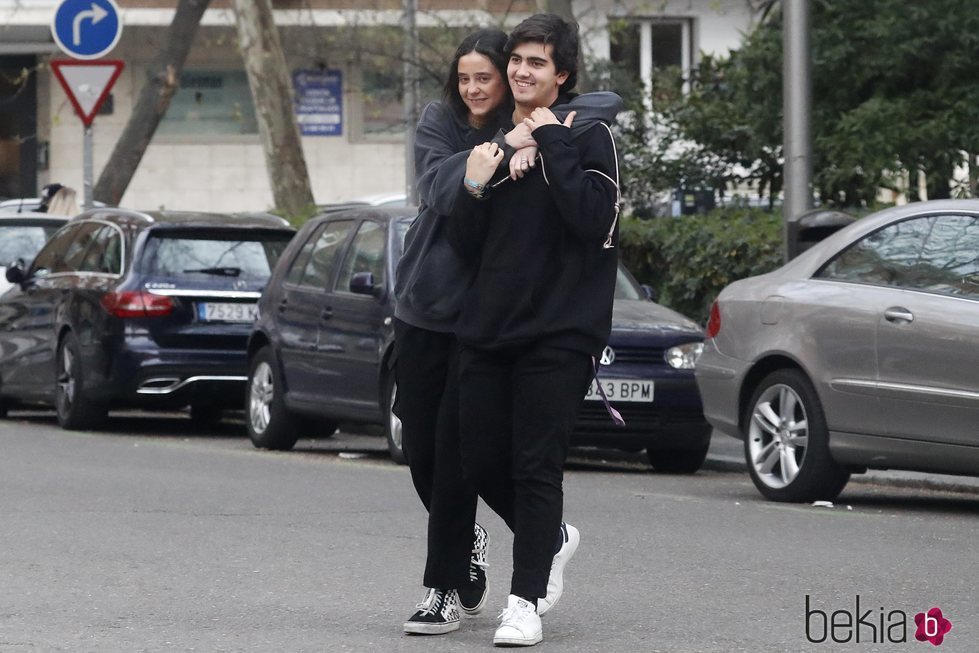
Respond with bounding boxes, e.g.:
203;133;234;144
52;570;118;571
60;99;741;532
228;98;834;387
458;342;592;600
393;319;478;589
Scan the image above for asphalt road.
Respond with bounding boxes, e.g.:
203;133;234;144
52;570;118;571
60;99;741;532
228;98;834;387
1;411;976;652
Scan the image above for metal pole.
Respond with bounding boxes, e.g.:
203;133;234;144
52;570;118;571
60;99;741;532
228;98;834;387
83;125;94;211
782;0;813;261
403;0;419;206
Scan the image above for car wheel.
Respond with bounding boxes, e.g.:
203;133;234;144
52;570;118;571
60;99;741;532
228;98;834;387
646;434;711;474
55;332;108;430
190;403;223;426
743;368;849;502
246;346;299;451
384;374;407;465
0;397;8;419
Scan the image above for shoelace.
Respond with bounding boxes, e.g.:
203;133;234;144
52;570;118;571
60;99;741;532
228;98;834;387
498;601;534;623
468;559;489;583
414;589;440;617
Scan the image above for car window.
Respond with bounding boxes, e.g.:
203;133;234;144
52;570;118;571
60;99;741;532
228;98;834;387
335;220;385;293
817;216;932;287
914;214;979;300
615;262;644;300
140;230;294;281
290;220;355;289
817;214;979;301
30;222;100;275
0;224;63;266
78;225;123;274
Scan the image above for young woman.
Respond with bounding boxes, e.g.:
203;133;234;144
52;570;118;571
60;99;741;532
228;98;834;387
394;27;622;636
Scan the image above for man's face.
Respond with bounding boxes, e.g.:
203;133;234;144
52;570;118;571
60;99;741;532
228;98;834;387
507;42;569;110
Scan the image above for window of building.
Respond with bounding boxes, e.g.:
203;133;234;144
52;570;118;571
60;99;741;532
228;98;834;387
158;70;259;136
609;18;692;101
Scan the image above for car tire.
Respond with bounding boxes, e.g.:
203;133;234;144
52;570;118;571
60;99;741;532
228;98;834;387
0;397;8;419
55;332;108;430
645;433;711;474
743;368;849;502
246;346;300;451
384;374;407;465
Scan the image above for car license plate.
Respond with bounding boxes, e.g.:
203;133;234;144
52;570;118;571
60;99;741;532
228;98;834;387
584;378;654;403
197;302;258;323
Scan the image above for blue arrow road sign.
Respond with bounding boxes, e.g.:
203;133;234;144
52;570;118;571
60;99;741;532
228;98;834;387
51;0;123;60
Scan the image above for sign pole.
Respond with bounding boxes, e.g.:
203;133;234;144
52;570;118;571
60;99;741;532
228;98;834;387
83;125;94;210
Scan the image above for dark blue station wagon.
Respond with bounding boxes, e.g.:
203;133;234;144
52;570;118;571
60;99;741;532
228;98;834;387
0;209;295;429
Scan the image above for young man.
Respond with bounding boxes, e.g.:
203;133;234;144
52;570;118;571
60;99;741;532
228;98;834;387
446;13;620;647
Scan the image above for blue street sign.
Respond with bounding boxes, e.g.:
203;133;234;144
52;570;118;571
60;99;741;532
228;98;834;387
293;70;343;136
51;0;123;60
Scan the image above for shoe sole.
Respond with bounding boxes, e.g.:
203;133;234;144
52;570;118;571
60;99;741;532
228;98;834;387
538;525;580;616
404;620;461;635
493;633;543;647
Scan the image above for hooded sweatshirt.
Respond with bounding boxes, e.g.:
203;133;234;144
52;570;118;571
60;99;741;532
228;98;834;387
393;92;623;333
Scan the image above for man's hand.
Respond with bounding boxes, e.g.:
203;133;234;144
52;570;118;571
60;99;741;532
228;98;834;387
509;145;538;180
465;142;505;189
504;122;536;150
523;108;575;132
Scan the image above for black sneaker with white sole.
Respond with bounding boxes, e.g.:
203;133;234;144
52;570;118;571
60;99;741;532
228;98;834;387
404;588;461;635
458;523;489;615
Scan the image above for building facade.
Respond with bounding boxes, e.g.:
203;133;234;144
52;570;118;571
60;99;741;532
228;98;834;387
0;0;759;212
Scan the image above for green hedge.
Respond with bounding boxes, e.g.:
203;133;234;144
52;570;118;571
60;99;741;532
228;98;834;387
618;208;785;323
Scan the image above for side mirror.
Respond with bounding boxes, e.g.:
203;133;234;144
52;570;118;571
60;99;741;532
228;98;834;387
5;259;27;285
349;271;380;296
641;284;658;302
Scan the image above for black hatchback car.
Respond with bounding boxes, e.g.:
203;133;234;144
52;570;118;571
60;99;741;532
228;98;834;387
246;206;711;472
0;209;295;429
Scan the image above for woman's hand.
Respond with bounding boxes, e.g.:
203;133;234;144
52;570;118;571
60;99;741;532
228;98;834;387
523;108;575;132
509;145;538;180
465;142;505;189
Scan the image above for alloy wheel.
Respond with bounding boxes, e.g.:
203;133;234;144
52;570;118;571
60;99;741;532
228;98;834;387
388;381;402;452
746;383;810;489
249;360;275;435
57;344;76;415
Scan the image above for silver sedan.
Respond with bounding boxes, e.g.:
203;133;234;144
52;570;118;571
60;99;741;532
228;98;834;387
695;199;979;502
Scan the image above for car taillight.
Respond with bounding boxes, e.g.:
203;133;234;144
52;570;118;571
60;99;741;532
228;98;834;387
706;301;721;339
101;291;175;318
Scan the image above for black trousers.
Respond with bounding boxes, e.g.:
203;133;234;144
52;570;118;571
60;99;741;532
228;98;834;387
393;319;478;589
458;342;592;600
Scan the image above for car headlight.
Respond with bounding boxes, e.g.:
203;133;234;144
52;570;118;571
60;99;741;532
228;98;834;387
666;342;703;369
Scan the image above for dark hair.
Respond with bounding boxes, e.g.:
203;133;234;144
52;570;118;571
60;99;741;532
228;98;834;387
505;14;579;92
443;28;509;122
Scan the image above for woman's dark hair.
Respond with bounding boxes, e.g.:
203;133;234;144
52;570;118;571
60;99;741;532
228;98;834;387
505;14;579;92
443;28;509;122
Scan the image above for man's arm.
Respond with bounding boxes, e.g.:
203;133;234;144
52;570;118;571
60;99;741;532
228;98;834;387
532;119;619;244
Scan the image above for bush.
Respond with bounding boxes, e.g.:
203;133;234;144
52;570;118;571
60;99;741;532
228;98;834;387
619;207;784;323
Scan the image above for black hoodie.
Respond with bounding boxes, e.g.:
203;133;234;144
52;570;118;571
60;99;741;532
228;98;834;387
445;95;621;356
393;92;622;333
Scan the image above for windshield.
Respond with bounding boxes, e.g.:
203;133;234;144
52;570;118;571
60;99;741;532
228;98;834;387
0;224;64;266
615;262;644;300
393;217;414;262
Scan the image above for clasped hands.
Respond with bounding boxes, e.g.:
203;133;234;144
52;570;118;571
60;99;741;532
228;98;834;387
465;109;577;188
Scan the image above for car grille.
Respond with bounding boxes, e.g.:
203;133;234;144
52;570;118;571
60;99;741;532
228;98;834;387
602;344;664;366
574;400;706;435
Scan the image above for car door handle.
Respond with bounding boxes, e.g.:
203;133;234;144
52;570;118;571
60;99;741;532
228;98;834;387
883;307;914;324
320;307;333;321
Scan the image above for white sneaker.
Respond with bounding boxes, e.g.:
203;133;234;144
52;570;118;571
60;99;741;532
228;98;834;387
537;522;580;616
493;594;542;647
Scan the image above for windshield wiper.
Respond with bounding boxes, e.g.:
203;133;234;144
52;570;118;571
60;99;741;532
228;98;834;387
182;266;242;277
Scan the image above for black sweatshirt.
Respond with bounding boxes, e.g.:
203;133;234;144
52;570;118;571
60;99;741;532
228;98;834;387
445;97;620;356
394;92;622;333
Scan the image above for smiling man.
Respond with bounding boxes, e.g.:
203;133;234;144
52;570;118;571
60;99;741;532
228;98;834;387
445;13;621;648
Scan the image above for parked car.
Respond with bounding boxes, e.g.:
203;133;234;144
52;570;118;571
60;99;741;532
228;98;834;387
695;200;979;502
0;212;69;295
246;206;712;471
0;208;295;429
0;197;104;213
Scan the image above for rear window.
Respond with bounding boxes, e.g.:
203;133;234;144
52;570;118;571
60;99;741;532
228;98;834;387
139;230;293;280
0;224;63;265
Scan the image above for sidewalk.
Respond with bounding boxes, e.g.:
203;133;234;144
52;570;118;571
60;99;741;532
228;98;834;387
705;430;979;495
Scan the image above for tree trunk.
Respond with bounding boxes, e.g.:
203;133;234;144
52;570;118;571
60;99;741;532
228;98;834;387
93;0;210;206
232;0;314;217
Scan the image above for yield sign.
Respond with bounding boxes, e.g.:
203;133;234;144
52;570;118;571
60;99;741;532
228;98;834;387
50;59;124;126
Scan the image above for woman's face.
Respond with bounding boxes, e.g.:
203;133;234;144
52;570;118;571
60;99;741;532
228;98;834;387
457;51;507;126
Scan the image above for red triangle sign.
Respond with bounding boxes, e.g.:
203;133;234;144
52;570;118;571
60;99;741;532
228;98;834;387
50;59;124;127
